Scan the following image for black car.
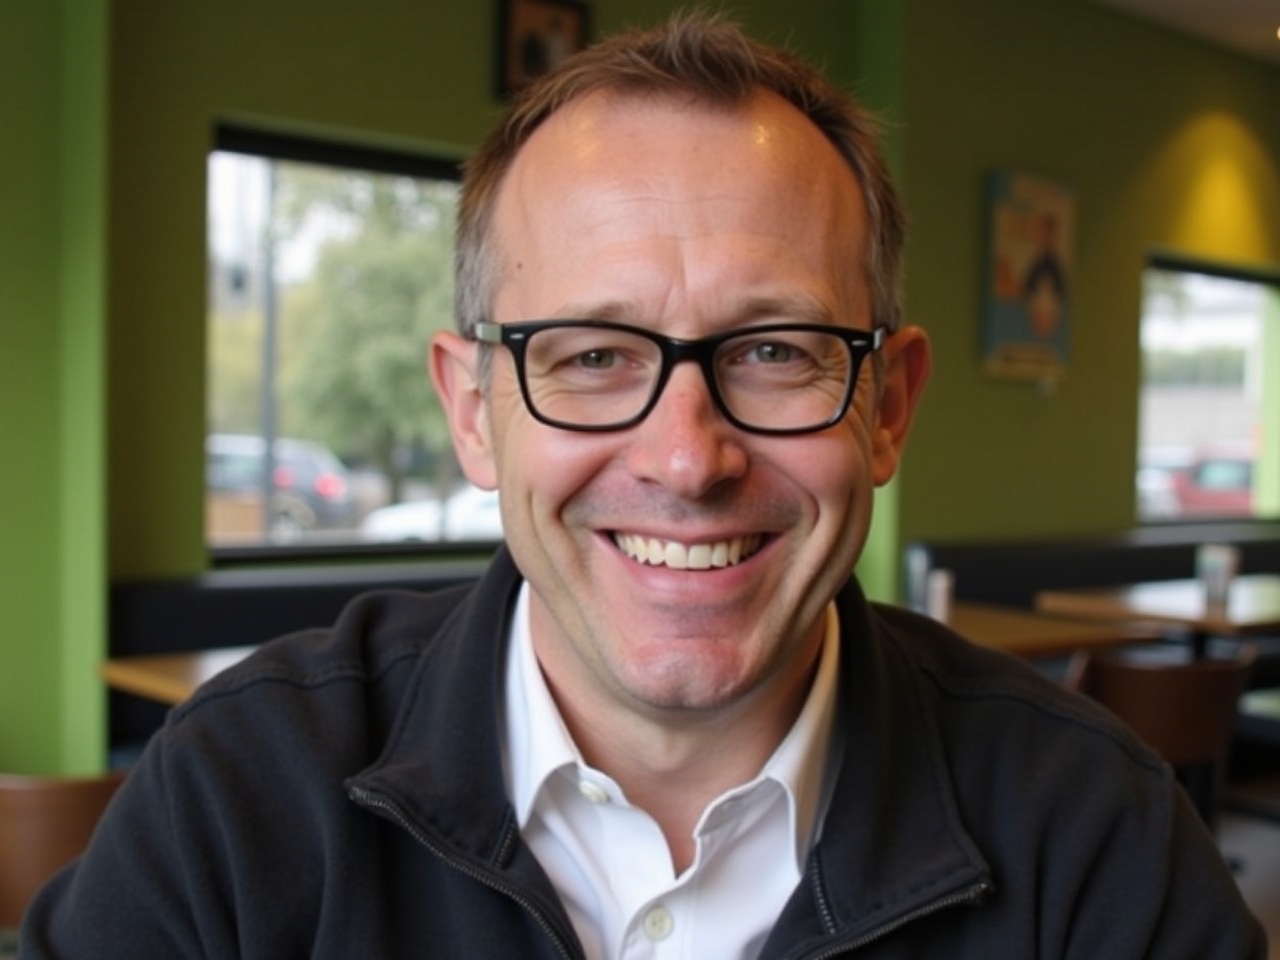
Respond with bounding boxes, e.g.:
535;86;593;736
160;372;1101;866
206;433;357;543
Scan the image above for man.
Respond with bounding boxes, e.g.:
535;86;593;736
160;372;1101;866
23;13;1264;958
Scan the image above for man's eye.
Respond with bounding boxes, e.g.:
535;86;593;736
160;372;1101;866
576;348;617;369
750;341;796;363
730;339;805;365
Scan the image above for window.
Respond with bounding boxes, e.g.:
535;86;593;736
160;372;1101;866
206;127;499;554
1135;259;1280;522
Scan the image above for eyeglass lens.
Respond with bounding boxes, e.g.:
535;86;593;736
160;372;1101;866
519;325;861;432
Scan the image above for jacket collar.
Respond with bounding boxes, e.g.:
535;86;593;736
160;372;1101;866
351;548;991;942
348;548;525;866
767;582;992;948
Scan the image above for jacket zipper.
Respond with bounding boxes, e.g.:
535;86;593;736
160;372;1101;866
353;783;991;960
802;879;994;959
347;784;581;960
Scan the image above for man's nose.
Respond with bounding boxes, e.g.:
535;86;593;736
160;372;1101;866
624;362;748;497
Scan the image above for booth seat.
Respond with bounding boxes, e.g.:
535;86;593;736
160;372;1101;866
905;521;1280;610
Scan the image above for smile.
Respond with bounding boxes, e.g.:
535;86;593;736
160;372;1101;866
612;532;764;570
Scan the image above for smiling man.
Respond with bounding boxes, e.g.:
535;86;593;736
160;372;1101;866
430;46;927;887
23;12;1265;960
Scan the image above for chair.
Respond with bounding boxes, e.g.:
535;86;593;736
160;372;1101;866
1065;644;1256;829
0;770;127;929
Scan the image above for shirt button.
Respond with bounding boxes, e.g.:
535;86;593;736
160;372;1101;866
577;779;610;804
643;906;674;942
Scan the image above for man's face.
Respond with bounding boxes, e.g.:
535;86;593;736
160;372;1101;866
434;90;928;726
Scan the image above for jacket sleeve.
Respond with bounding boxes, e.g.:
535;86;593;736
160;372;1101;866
1139;787;1266;959
19;733;229;958
1028;746;1266;959
999;716;1266;958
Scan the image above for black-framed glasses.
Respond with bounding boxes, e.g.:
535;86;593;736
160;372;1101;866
474;319;884;435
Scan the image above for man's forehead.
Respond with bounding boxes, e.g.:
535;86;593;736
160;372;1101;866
522;86;814;153
485;83;871;329
498;87;858;213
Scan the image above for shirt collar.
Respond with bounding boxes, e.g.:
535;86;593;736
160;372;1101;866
502;581;842;870
760;600;841;869
504;582;582;827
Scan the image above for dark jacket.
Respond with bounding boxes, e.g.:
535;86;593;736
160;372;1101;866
23;548;1265;958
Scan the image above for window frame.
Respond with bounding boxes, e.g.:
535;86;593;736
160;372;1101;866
206;125;496;567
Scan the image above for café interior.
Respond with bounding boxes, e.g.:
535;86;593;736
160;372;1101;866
4;0;1280;946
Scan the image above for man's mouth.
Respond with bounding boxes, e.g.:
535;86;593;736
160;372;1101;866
612;532;764;570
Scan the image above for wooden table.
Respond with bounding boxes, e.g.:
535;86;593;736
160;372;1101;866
944;601;1162;659
101;646;255;706
1035;574;1280;657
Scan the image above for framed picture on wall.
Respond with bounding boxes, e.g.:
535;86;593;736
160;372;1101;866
498;0;589;97
981;170;1075;383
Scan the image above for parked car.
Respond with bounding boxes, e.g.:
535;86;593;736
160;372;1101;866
1171;445;1255;518
360;485;503;543
206;433;357;542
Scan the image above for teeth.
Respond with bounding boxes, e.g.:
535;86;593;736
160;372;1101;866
613;532;762;569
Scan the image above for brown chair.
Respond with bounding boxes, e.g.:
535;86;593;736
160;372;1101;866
1066;644;1256;828
0;769;127;929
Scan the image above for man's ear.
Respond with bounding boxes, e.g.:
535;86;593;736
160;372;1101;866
429;331;499;490
870;325;931;486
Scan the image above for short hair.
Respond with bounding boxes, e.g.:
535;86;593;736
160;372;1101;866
455;11;906;350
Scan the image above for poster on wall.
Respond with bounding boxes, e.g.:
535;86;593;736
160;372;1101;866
982;170;1075;383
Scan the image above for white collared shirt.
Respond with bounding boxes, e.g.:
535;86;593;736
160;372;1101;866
502;583;841;960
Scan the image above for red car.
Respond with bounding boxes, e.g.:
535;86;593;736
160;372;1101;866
1170;447;1255;518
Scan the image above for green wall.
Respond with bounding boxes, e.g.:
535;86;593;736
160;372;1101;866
2;0;107;774
2;0;62;774
897;0;1280;542
4;0;1280;773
